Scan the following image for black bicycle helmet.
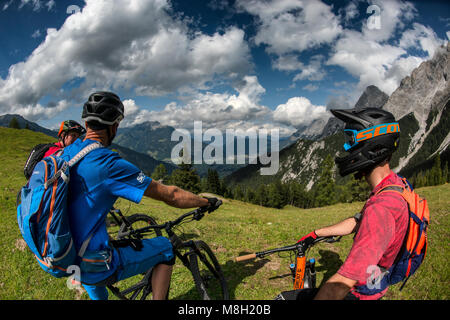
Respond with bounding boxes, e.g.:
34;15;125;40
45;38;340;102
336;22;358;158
57;120;86;137
331;108;400;177
82;91;124;126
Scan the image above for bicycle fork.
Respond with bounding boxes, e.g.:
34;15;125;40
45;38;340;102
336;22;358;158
290;255;316;290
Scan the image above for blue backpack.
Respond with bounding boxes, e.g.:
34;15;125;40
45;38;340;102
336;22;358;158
17;143;102;278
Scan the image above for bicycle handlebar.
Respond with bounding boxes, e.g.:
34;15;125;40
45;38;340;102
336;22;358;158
119;199;223;238
234;236;341;262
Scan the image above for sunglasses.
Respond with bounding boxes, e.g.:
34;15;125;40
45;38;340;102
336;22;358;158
343;122;400;151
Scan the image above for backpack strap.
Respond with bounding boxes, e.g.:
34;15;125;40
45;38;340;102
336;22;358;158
43;142;102;189
375;184;404;196
68;142;103;167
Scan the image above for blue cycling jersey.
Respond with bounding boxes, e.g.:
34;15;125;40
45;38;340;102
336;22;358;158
62;139;152;284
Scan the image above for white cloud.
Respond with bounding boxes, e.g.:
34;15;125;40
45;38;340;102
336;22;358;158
327;1;445;96
0;0;252;120
13;100;70;121
121;75;270;129
2;0;55;11
237;0;342;56
31;29;41;38
340;1;359;23
399;23;445;58
121;75;323;137
236;0;341;89
273;97;329;128
303;84;319;92
361;0;417;42
293;55;326;82
327;30;408;94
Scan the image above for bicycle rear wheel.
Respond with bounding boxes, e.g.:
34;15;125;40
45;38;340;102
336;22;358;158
188;240;229;300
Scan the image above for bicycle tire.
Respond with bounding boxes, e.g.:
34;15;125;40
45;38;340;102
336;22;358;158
117;214;162;240
188;240;229;300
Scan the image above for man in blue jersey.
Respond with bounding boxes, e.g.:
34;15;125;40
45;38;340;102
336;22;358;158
63;91;218;300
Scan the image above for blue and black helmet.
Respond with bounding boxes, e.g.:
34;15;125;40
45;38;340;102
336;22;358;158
331;108;400;177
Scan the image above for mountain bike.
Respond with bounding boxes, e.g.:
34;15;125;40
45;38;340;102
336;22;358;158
106;202;229;300
235;236;342;292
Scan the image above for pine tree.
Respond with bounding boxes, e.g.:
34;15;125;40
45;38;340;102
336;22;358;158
429;155;443;186
8;117;20;129
289;182;308;208
167;162;201;194
206;169;221;195
233;185;244;201
444;161;449;183
267;182;284;209
151;164;168;182
254;185;268;206
313;154;337;207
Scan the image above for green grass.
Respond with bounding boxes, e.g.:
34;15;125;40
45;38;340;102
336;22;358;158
0;127;448;300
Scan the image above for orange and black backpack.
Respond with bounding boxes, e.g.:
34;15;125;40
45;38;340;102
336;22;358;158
355;175;430;295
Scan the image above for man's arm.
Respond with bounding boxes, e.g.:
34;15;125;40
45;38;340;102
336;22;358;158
315;216;359;237
314;273;357;300
144;180;209;209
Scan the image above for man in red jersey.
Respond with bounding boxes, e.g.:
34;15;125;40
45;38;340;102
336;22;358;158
277;108;408;300
23;120;86;180
43;120;86;157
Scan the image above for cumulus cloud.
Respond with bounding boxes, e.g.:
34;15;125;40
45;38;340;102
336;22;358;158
121;75;323;137
361;0;417;42
327;1;446;95
237;0;341;56
0;0;252;120
399;23;445;58
121;75;270;129
273;97;329;128
293;55;326;82
236;0;341;86
13;100;70;122
3;0;54;11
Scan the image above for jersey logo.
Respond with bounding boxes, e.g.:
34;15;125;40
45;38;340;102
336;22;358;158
137;171;146;183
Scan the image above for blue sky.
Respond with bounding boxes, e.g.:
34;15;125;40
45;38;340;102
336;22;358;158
0;0;448;136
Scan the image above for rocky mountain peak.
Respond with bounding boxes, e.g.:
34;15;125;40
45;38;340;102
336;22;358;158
319;85;388;138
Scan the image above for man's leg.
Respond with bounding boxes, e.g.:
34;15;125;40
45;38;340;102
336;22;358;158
114;236;175;299
151;263;173;300
83;284;109;300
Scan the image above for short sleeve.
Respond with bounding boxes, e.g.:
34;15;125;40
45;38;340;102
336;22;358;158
337;200;395;284
105;154;152;203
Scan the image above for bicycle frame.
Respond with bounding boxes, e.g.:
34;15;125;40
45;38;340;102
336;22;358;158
107;203;227;300
236;236;340;291
117;208;223;280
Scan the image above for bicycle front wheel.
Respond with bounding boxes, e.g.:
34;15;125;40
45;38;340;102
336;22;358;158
189;240;229;300
117;214;162;240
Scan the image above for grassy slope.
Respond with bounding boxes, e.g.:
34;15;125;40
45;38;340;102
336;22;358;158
0;127;448;300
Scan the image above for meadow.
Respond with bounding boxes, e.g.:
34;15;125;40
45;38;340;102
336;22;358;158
0;127;448;300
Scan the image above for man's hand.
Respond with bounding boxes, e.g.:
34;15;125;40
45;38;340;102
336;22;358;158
203;197;221;212
297;231;318;246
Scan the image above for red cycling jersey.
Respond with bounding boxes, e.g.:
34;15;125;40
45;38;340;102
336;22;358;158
43;141;63;158
337;171;409;300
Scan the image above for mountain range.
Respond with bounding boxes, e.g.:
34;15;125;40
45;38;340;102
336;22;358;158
225;43;450;190
0;113;176;177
